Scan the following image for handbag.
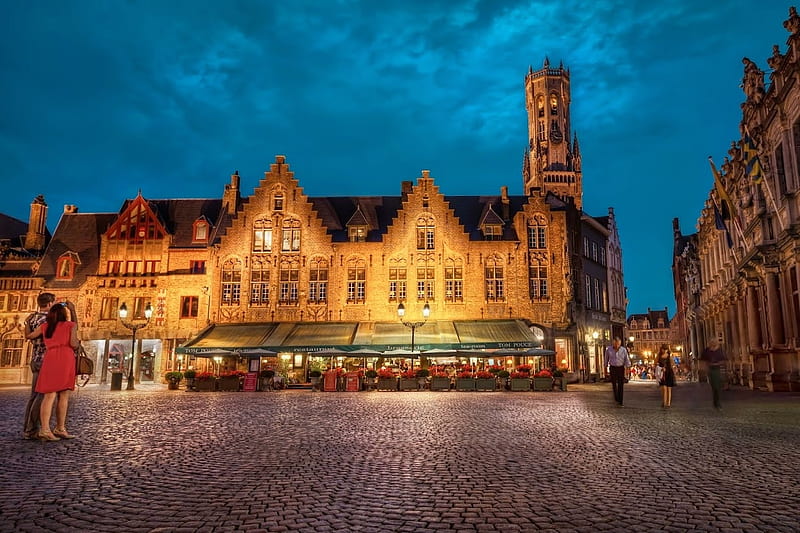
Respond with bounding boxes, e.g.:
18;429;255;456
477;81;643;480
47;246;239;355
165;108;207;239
75;344;94;387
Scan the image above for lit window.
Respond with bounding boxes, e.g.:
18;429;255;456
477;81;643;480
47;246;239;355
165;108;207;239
281;219;301;252
279;259;299;304
347;259;366;303
250;259;270;306
221;258;242;306
389;267;407;301
193;220;209;242
485;257;504;301
56;257;74;280
527;215;547;249
309;259;328;303
253;219;273;253
444;261;463;302
416;216;435;250
529;264;548;299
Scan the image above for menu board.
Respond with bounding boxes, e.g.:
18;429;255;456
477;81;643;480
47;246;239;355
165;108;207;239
243;372;258;392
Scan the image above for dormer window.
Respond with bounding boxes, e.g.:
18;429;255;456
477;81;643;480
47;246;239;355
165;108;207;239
483;225;502;241
192;219;209;243
56;254;76;280
348;226;367;242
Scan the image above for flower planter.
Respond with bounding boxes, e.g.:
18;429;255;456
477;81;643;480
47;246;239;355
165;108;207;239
475;377;496;391
532;377;554;391
430;376;451;391
510;378;530;391
218;376;240;391
553;376;567;391
185;378;195;391
195;379;217;392
455;378;476;391
399;378;418;391
377;378;398;391
167;381;181;390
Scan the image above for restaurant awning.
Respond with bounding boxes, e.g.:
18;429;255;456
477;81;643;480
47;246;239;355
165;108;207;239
177;319;541;354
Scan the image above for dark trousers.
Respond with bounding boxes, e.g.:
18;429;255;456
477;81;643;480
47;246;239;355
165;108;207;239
610;365;626;405
708;366;722;408
23;371;42;436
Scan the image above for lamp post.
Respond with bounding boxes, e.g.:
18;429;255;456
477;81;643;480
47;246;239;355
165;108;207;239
397;302;430;370
118;301;153;391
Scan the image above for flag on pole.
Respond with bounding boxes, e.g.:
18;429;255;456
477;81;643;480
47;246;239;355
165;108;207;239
713;202;733;248
709;157;736;221
743;134;764;183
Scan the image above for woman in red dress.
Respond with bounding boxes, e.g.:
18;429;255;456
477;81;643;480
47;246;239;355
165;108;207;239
33;302;79;441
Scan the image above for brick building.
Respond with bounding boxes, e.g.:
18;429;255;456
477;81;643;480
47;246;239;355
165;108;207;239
0;61;627;385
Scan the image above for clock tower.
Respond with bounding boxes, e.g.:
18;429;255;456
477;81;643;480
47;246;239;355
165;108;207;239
523;58;582;208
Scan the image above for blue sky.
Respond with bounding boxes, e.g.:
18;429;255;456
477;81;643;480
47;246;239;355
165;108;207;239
0;1;793;316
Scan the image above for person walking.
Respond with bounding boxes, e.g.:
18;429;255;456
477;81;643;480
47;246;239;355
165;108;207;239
654;344;676;408
604;336;632;407
32;301;80;441
22;292;56;440
701;338;726;410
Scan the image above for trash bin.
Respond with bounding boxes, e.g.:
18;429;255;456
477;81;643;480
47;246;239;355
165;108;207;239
110;372;123;391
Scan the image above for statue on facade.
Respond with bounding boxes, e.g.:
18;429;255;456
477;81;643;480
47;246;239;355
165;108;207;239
784;6;800;35
767;44;784;70
741;57;766;103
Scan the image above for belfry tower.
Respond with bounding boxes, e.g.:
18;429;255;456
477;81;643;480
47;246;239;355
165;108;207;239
522;58;582;208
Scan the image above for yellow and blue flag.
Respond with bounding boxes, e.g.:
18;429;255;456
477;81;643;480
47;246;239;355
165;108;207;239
709;157;736;221
743;134;763;184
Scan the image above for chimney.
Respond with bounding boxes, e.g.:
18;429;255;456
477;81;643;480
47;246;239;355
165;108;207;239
223;170;241;215
25;195;47;251
63;204;78;214
401;180;413;200
500;186;510;221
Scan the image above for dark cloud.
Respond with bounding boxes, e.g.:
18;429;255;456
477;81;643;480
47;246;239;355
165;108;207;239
0;0;792;315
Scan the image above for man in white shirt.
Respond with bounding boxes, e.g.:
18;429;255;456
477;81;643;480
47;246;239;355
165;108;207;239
604;336;632;407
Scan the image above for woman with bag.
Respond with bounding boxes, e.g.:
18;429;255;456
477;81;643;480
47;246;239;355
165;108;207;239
654;344;676;408
32;301;79;441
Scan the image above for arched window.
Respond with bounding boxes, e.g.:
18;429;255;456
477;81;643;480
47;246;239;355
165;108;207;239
444;258;463;302
221;258;242;306
308;258;328;303
250;257;270;306
485;255;504;301
193;219;209;242
416;215;435;250
281;219;301;252
527;214;547;249
253;218;273;253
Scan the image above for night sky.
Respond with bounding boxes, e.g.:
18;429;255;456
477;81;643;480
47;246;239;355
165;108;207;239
0;1;793;316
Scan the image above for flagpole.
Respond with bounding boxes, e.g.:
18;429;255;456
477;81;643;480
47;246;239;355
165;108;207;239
742;126;785;231
710;194;739;263
708;156;748;248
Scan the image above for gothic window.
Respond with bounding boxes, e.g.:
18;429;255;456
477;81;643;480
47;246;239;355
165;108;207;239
281;219;301;252
485;256;504;301
253;219;273;253
309;258;328;303
416;216;435;250
527;215;547;249
221;258;242;306
550;93;559;115
279;258;300;304
537;95;545;117
416;260;435;301
389;267;407;301
250;258;270;306
537;121;545;141
347;258;366;303
529;263;548;299
444;259;463;302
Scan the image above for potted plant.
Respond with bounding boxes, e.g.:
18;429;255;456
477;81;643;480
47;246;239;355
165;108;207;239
376;367;397;391
456;370;476;391
183;369;196;390
497;369;510;390
509;371;531;391
399;369;417;391
164;371;183;390
533;369;554;391
430;371;451;391
475;370;496;391
194;371;216;392
218;370;244;391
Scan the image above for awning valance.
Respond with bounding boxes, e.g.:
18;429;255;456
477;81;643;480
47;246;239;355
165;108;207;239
177;319;541;354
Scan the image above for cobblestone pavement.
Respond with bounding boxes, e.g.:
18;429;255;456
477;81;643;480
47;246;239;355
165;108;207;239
1;381;799;532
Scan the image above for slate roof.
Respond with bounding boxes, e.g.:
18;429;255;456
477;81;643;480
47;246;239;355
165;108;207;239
119;198;225;248
38;213;117;288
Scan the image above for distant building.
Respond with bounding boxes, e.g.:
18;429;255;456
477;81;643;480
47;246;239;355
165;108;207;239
626;308;672;364
673;7;800;391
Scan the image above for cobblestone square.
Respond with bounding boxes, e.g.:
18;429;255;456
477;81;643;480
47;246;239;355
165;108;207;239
1;382;799;532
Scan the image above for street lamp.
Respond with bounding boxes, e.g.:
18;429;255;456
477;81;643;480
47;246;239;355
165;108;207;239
118;301;153;391
397;302;430;370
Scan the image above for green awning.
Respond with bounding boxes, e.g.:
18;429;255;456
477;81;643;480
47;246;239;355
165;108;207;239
177;319;540;354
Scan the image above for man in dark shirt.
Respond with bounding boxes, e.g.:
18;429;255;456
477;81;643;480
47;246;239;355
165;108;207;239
22;292;56;439
700;338;726;410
